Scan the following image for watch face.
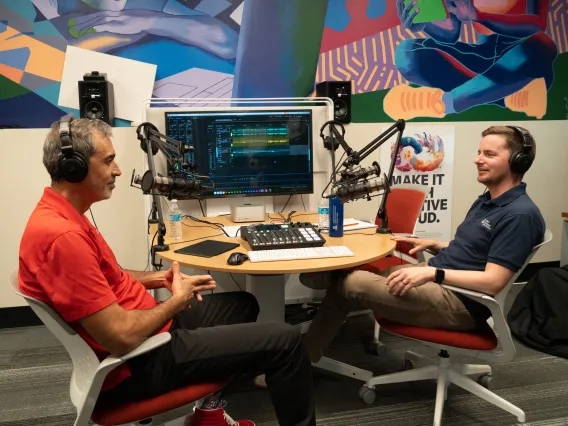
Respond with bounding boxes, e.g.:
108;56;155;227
436;269;444;283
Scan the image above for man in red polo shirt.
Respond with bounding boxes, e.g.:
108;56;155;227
19;117;315;426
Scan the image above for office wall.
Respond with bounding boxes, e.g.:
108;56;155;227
0;127;148;308
2;119;567;308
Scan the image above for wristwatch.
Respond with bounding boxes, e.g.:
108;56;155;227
434;268;445;284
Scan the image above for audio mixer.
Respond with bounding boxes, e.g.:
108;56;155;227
240;223;326;250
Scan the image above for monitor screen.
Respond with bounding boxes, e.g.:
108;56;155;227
164;110;314;198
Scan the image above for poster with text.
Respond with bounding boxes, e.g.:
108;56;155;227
379;125;455;242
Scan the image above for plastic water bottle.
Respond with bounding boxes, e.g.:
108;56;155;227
168;199;182;241
318;196;329;231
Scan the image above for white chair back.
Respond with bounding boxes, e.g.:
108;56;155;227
9;272;101;411
493;228;553;308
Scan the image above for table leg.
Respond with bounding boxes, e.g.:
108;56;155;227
561;219;568;268
246;274;286;322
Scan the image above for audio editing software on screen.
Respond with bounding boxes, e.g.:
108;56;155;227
165;110;313;198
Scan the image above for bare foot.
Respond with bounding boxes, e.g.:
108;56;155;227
504;78;547;119
383;84;446;120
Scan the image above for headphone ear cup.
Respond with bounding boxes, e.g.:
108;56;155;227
509;151;532;174
59;152;89;183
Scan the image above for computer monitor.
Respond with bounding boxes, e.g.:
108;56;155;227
164;109;314;199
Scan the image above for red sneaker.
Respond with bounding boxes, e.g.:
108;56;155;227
186;407;255;426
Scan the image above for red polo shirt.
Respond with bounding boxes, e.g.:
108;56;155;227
19;187;171;391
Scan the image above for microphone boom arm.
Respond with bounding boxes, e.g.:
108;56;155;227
144;133;169;270
133;122;203;270
375;125;405;234
324;119;406;234
344;119;405;168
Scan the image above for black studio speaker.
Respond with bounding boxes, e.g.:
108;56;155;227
316;80;352;124
78;71;115;125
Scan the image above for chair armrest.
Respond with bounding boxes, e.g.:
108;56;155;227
99;332;172;371
441;284;515;360
440;284;492;302
76;332;173;424
440;284;501;314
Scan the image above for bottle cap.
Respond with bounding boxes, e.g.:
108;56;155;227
171;199;178;203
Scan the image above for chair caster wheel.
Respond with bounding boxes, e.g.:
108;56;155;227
358;385;376;404
403;359;414;371
477;373;493;389
366;341;387;356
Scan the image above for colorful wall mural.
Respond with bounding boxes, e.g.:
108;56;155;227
1;0;567;128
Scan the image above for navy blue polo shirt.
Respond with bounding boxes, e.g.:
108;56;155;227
429;183;545;327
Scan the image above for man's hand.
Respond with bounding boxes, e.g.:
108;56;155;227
170;261;216;305
397;0;426;33
391;236;436;255
164;265;191;292
445;0;478;22
385;266;436;296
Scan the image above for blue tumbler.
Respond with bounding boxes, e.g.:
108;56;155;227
329;196;344;238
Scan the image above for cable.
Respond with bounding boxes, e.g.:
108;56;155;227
198;199;206;217
89;208;99;230
280;194;293;213
168;232;225;246
300;194;306;212
290;212;312;220
144;230;158;271
89;208;124;269
229;273;244;291
321;152;346;198
183;215;229;237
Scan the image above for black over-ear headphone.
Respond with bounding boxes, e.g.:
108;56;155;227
506;126;533;174
319;120;345;151
56;115;89;183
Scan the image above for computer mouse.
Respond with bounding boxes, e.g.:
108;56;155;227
227;252;249;266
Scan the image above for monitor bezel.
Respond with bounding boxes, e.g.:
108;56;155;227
164;108;315;199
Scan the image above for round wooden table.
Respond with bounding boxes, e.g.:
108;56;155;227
157;213;396;322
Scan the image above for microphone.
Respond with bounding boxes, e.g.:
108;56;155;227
136;170;202;194
331;177;388;202
340;161;380;182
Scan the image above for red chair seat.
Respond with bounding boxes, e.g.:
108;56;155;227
357;256;411;274
377;317;498;351
92;380;226;425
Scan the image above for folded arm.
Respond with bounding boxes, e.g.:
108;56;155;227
436;262;514;295
476;0;548;38
386;262;514;296
78;297;185;356
125;270;167;290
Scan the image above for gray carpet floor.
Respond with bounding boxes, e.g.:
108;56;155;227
2;290;568;426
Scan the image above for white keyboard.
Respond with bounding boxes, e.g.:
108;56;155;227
247;245;354;262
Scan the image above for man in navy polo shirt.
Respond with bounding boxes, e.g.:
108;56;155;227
300;125;545;363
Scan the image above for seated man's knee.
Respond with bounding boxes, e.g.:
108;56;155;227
395;39;421;76
342;271;387;298
242;292;260;321
521;33;558;68
230;291;260;321
264;322;302;349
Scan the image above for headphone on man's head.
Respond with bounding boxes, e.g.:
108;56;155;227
506;126;533;174
56;115;89;183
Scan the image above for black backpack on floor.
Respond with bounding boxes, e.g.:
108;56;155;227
507;266;568;359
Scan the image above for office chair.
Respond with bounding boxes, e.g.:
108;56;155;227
358;185;427;274
357;186;427;355
10;271;225;426
356;229;553;426
307;187;427;380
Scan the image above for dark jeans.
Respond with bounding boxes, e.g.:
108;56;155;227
102;292;316;426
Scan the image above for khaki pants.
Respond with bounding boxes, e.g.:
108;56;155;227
303;263;476;362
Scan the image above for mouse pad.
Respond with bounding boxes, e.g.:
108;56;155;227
174;240;240;258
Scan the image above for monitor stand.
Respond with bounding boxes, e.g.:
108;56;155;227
204;196;274;217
